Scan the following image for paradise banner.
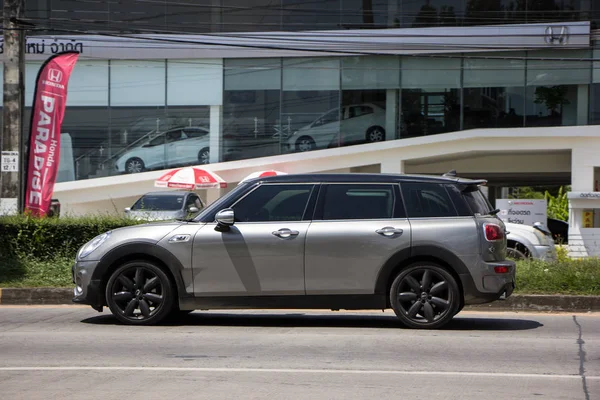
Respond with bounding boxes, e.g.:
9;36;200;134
24;51;79;216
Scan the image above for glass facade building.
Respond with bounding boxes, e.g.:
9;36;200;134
0;1;598;183
19;1;600;32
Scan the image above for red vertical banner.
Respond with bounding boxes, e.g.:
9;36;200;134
24;51;79;217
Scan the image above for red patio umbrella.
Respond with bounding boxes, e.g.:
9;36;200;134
240;170;287;183
155;167;227;189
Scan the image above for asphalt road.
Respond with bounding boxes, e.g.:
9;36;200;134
0;306;598;400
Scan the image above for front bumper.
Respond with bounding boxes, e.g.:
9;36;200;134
72;260;104;311
531;244;557;261
461;259;516;305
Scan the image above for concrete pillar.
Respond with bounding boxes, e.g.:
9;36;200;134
385;89;398;140
577;84;589;126
209;105;222;164
571;143;596;192
380;156;404;174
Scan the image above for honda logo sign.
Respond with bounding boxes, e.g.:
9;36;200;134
544;26;568;45
47;68;63;83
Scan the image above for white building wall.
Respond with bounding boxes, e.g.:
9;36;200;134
568;138;600;257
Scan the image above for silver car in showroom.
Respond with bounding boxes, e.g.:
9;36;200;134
72;173;515;329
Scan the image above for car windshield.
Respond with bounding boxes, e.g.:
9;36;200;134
131;195;185;211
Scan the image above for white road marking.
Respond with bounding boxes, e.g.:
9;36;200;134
0;367;598;380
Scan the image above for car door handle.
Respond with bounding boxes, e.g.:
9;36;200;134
272;228;299;239
376;227;403;237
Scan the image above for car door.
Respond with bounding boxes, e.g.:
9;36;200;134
180;128;210;165
164;129;186;167
192;183;317;296
304;183;411;294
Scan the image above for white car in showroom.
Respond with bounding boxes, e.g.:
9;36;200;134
116;127;211;174
287;103;387;152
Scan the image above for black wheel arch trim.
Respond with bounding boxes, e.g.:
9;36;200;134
374;245;471;296
90;241;190;305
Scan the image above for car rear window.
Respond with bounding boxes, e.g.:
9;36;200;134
132;195;184;211
401;182;457;218
463;187;493;215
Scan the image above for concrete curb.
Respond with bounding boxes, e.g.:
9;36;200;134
0;288;73;305
0;288;599;312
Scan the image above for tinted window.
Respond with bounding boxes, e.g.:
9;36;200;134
401;182;457;218
463;187;493;215
232;184;314;222
132;195;184;211
185;194;204;210
321;184;395;220
445;184;473;217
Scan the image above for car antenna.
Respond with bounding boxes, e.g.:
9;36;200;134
443;169;457;177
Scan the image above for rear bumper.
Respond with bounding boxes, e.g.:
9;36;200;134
461;260;516;305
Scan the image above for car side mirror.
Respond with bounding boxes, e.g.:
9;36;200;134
215;208;235;232
188;206;199;213
124;207;131;214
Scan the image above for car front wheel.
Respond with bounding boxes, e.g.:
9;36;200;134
105;261;175;325
390;263;460;329
125;157;145;174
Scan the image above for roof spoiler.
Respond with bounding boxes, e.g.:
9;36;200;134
443;170;487;187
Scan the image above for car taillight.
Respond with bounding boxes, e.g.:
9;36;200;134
484;223;504;241
494;266;509;274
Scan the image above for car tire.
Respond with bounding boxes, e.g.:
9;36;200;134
198;148;210;165
507;245;528;260
366;126;386;143
295;136;316;152
389;263;460;329
125;157;145;174
105;261;175;326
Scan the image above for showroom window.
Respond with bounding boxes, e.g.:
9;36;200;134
462;51;526;129
401;56;461;138
223;58;282;161
282;58;341;153
525;49;591;127
341;56;400;145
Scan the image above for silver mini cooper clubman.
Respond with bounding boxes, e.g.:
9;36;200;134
72;173;515;329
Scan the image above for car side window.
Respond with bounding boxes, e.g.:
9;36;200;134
185;194;203;211
231;184;314;222
320;184;395;220
317;110;340;126
401;182;457;218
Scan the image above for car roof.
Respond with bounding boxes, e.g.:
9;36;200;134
249;173;486;185
141;191;193;197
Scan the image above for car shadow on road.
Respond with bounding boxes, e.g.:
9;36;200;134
81;312;543;331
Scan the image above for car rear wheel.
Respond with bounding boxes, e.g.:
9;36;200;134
125;157;145;174
198;148;210;165
390;263;460;329
295;136;316;152
366;126;385;143
105;261;175;325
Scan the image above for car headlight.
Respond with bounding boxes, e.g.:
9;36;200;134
78;232;111;259
532;229;547;245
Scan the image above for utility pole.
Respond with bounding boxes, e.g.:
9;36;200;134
0;0;25;215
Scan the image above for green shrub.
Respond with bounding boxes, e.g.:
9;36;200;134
515;258;600;295
0;214;145;286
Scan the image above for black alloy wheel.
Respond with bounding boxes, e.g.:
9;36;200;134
105;261;174;325
390;264;460;329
